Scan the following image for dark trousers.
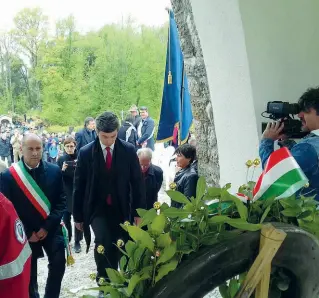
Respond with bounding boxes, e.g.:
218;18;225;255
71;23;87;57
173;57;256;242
29;234;66;298
91;207;125;281
63;211;83;243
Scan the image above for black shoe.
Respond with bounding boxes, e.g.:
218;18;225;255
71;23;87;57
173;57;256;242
98;290;104;298
74;242;81;253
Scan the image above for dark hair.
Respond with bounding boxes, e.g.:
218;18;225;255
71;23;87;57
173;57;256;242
84;117;95;127
298;87;319;115
96;112;119;133
125;114;135;124
174;144;196;163
139;106;148;112
64;137;76;146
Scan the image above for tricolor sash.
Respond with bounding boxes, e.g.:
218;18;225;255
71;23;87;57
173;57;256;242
9;161;74;266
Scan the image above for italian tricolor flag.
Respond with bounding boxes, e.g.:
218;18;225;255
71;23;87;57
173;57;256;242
253;147;308;202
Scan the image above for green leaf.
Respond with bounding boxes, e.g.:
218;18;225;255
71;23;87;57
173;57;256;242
133;247;145;268
298;219;319;237
106;268;125;284
136;208;148;217
226;218;262;231
163;207;191;218
160;202;170;211
279;197;298;209
127;271;151;295
139;208;157;228
229;278;239;297
196;176;207;200
222;192;248;220
223;183;232;190
127;226;155;251
207;187;222;198
262;196;276;209
167;190;190;205
155;259;178;283
199;221;206;233
297;210;313;219
281;207;302;217
219;282;230;298
151;213;166;234
157;242;177;265
260;206;271;224
120;256;127;271
125;240;137;257
156;233;172;248
208;215;230;224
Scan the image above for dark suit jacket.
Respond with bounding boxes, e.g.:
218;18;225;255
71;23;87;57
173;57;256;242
73;138;146;249
138;117;155;150
0;161;66;241
75;128;96;152
172;165;198;208
57;153;77;212
118;122;138;149
144;164;163;209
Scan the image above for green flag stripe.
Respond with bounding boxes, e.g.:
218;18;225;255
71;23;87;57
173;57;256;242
18;161;51;210
258;168;306;201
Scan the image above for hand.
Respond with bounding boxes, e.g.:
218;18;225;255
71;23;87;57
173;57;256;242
134;217;142;226
262;122;285;141
62;162;68;171
75;222;84;232
29;232;40;243
36;228;48;241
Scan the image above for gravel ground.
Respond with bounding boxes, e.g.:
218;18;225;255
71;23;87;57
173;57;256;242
37;146;222;297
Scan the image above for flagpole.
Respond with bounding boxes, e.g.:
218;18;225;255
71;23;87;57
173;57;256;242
179;61;185;146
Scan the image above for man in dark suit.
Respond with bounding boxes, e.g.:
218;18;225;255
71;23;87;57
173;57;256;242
137;148;163;209
0;133;66;298
73;111;145;298
137;106;155;150
75;116;96;152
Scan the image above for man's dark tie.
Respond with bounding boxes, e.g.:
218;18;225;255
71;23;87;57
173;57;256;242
106;147;112;205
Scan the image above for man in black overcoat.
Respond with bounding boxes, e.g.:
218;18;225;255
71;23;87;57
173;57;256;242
73;112;145;297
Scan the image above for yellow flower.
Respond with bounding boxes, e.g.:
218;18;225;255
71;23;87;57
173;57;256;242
124;221;131;226
169;182;177;190
117;239;124;248
98;277;106;285
97;245;105;254
245;160;253;168
253;158;261;166
305;183;310;188
153;202;161;210
155;250;161;257
89;272;97;281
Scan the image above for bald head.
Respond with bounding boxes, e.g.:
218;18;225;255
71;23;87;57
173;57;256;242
22;133;42;147
21;133;43;168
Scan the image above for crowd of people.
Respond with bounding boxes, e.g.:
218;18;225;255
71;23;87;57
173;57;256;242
0;105;198;298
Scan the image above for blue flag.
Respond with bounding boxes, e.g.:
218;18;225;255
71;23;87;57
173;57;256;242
156;10;193;144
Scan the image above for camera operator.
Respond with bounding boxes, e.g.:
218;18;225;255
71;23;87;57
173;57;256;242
260;87;319;200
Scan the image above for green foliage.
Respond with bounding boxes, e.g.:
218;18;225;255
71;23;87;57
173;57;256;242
1;9;167;126
86;177;319;298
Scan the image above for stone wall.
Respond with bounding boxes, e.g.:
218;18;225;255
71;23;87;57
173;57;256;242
171;0;220;186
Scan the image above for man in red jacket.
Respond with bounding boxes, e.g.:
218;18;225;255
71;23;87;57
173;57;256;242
0;192;31;298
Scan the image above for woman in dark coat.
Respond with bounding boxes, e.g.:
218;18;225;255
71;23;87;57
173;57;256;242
172;144;198;208
118;114;138;149
57;137;83;253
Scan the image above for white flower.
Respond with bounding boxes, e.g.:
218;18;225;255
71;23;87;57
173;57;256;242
200;207;204;210
188;214;192;219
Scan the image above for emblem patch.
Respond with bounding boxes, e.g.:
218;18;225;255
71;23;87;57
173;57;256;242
15;219;26;244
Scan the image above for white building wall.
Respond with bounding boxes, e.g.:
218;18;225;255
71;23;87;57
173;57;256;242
190;0;260;190
239;0;319;136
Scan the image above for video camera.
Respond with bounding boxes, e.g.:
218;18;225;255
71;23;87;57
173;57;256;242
262;101;307;139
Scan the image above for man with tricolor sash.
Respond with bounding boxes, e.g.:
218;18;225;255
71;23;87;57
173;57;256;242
260;87;319;201
0;133;66;298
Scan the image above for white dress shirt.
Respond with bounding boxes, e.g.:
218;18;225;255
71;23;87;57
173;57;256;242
99;141;114;161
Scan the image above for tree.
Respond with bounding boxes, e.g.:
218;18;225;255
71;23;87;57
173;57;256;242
170;0;220;186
